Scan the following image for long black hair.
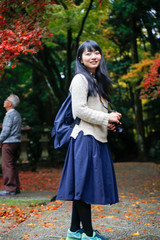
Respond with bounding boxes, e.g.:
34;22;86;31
75;40;113;101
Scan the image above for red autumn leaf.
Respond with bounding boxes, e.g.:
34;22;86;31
140;55;160;100
0;0;55;77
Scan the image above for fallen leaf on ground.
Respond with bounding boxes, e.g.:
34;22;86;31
131;231;140;235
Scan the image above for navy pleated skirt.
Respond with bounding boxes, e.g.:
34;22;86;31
56;131;119;205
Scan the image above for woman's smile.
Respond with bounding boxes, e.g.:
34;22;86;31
81;48;101;74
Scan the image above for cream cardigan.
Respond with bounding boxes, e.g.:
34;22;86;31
70;74;110;143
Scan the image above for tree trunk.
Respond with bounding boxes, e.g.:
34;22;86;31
130;16;146;160
32;68;54;125
66;29;73;91
142;15;157;55
133;88;146;160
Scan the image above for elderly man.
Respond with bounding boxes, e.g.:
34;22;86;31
0;94;22;196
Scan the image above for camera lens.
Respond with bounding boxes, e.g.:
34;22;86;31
114;123;123;133
117;124;123;133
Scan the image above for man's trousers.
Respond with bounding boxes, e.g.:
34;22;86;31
2;143;20;192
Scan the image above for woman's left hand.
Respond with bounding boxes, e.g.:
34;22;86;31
108;123;116;132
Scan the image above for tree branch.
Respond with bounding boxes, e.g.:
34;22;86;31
18;55;48;75
18;54;65;101
58;0;68;10
75;0;94;49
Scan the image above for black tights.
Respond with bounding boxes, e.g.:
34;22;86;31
70;200;93;237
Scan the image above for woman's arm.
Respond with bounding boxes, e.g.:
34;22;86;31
70;74;121;126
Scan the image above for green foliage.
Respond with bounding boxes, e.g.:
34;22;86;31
1;0;160;164
0;63;50;125
0;65;31;122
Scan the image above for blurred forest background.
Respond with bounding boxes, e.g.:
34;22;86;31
0;0;160;168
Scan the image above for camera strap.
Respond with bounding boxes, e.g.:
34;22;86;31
97;92;115;113
94;78;115;113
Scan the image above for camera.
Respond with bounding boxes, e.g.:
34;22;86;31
114;123;123;133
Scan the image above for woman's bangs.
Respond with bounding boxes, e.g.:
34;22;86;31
85;42;101;53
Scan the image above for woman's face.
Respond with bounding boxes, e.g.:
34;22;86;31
80;48;101;74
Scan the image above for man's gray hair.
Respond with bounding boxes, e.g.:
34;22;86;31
9;94;20;108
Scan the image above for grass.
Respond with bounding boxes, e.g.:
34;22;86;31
0;198;49;207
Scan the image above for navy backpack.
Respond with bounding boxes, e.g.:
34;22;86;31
51;94;80;150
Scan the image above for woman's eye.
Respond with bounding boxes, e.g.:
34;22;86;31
85;51;100;56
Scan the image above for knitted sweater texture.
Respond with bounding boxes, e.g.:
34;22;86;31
70;74;109;143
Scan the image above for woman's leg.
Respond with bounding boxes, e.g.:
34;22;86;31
75;200;93;237
70;200;81;232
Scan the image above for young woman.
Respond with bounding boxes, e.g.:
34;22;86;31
56;40;122;240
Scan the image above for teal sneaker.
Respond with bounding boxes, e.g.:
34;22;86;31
82;230;109;240
66;228;83;240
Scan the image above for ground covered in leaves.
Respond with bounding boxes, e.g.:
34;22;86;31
0;168;62;230
0;168;62;192
0;162;159;239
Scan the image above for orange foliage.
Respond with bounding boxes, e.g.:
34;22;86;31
140;55;160;99
122;58;153;81
121;54;160;99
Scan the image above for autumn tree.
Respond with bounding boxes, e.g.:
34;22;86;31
1;0;109;121
1;0;108;101
0;0;55;75
106;0;160;160
140;56;160;100
1;0;160;162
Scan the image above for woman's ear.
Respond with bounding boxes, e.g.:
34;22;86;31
79;56;82;64
79;58;83;64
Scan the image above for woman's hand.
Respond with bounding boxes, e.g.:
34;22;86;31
108;111;122;123
108;123;116;132
108;112;122;132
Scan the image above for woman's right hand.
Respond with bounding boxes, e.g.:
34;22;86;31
108;112;122;123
